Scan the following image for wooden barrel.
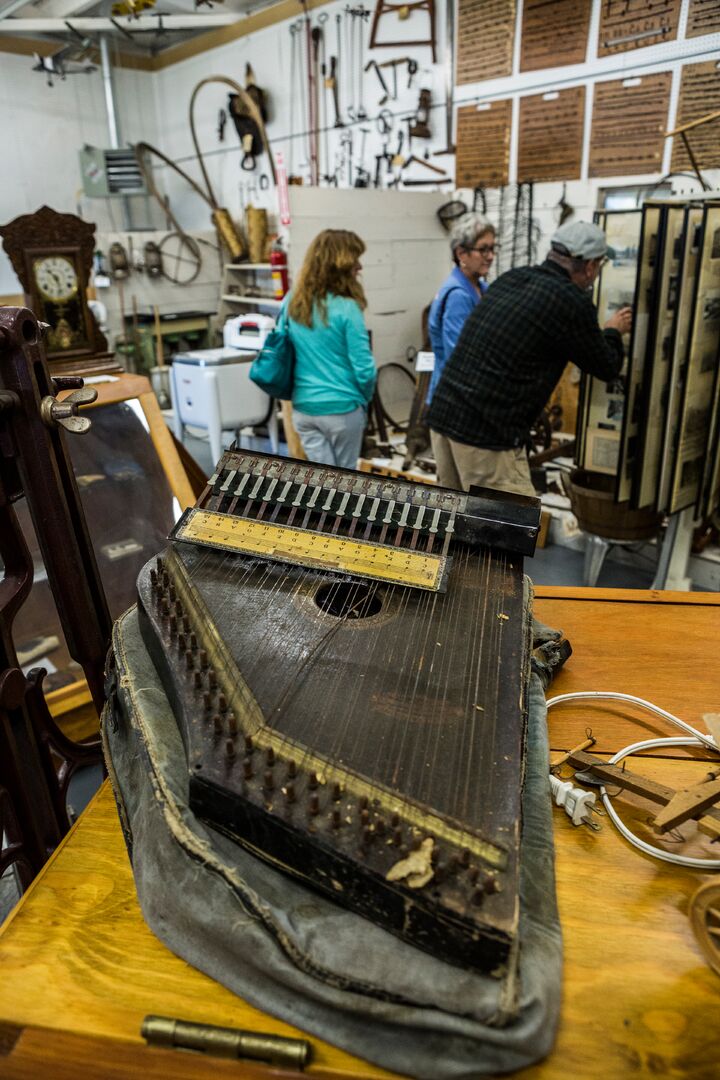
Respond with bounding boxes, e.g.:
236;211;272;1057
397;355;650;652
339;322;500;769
564;469;663;541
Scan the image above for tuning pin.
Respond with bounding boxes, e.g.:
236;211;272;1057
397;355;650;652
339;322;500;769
266;746;275;767
185;650;194;671
484;875;500;895
190;633;198;651
225;739;236;760
460;848;471;868
287;759;297;779
177;633;186;653
331;782;342;802
243;758;253;780
227;712;238;735
218;693;228;712
471;888;485;907
213;714;223;733
244;734;254;753
285;782;296;803
193;671;202;689
308;792;319;816
199;649;208;669
392;827;402;846
308;771;318;790
331;808;342;829
264;769;274;791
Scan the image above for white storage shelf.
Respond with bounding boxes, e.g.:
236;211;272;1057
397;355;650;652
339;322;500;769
221;294;283;307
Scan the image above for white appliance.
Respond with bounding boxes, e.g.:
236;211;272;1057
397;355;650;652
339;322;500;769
170;343;279;468
223;312;276;351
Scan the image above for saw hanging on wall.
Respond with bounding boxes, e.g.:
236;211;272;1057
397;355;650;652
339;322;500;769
369;0;437;62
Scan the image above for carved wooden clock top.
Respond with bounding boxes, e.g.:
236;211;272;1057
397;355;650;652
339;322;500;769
0;205;119;377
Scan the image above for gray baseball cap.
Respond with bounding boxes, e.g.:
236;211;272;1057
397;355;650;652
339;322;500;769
550;221;615;260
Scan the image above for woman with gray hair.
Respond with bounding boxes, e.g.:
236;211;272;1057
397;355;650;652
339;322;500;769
426;212;496;405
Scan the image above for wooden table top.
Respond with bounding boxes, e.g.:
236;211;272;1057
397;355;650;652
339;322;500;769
1;586;719;1079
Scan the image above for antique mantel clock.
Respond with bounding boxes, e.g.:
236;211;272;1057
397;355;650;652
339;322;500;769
0;205;119;377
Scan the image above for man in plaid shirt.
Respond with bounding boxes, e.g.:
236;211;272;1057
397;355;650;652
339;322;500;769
426;221;633;497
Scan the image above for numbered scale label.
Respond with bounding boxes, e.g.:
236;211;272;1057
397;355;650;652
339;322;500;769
172;509;448;592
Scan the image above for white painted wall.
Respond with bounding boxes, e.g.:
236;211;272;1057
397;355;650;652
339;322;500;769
287;187;449;364
0;51;161;294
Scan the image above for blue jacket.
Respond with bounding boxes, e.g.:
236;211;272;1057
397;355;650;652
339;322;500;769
426;267;486;404
285;293;377;416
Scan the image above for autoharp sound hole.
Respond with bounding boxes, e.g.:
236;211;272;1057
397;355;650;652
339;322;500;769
314;581;382;619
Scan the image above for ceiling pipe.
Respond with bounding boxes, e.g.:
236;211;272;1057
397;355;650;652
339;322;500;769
99;34;119;149
0;14;239;31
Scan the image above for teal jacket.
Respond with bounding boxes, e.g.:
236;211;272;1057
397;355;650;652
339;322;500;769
285;293;377;416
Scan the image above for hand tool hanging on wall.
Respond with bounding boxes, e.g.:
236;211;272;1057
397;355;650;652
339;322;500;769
311;25;323;183
303;2;319;185
409;87;432;138
334;12;344;123
355;6;371;120
288;20;306;181
377;56;406;100
327;57;344;128
365;59;390;105
369;0;437;62
434;0;455;155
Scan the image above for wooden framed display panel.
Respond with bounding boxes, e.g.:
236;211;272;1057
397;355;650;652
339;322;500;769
597;0;681;56
456;0;516;84
455;100;512;187
634;204;687;510
519;0;592;72
671;62;720;174
589;74;672;179
686;0;720;36
577;210;642;479
517;87;585;182
657;205;704;514
615;205;662;503
668;202;720;514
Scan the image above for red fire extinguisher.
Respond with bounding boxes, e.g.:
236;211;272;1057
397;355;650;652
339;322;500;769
270;241;289;300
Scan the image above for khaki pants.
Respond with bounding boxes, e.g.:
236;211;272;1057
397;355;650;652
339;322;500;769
430;431;536;497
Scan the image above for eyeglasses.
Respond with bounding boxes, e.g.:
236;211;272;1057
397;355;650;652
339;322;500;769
467;244;497;256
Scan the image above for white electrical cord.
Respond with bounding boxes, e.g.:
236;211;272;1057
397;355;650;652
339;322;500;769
546;691;720;870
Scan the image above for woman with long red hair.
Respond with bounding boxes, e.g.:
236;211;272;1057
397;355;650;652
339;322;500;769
285;229;376;469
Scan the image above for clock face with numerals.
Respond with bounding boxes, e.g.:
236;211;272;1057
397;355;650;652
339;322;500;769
33;255;79;301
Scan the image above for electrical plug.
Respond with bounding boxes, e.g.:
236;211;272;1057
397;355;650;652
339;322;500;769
549;774;599;829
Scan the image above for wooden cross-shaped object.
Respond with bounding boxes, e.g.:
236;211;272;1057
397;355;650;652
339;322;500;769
566;750;720;840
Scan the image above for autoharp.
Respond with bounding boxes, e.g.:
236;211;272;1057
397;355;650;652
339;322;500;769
137;449;540;974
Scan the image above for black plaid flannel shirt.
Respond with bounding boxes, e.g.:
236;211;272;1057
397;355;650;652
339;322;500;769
426;259;624;450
